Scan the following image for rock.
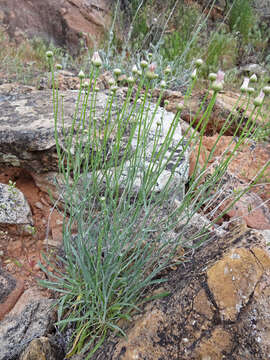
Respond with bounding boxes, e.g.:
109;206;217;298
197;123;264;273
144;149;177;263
0;266;24;320
19;336;64;360
221;191;270;230
0;182;33;233
89;228;270;360
239;63;267;77
0;287;56;360
167;90;266;136
189;134;270;212
0;0;112;55
0;89;189;199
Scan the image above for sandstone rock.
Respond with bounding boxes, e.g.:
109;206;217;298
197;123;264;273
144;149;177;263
0;266;24;320
19;336;64;360
167;90;265;136
0;182;33;233
0;287;56;360
1;0;112;55
81;227;270;360
221;191;270;230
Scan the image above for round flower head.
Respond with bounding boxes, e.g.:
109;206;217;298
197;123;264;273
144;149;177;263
108;78;115;87
92;51;102;67
195;58;203;68
55;63;62;70
208;72;217;81
127;76;135;85
164;100;169;106
212;70;225;92
253;90;265;107
46;50;53;58
140;60;148;69
176;102;184;111
113;68;121;77
132;65;138;75
250;74;257;83
78;70;85;79
83;80;90;88
160;80;166;89
247;87;255;94
263;86;270;95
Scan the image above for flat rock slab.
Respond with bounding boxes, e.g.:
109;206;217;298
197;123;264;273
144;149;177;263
0;89;189;196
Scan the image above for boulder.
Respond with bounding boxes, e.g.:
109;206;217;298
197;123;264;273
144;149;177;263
0;287;56;360
88;227;270;360
0;0;112;54
19;336;64;360
0;88;189;198
0;182;33;234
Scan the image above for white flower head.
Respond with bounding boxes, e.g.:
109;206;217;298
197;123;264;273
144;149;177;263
113;68;121;76
254;90;265;107
208;72;217;81
263;86;270;95
92;51;102;67
240;77;250;93
195;58;203;68
132;65;138;75
78;70;85;79
250;74;257;83
160;80;166;89
46;50;53;58
191;69;197;80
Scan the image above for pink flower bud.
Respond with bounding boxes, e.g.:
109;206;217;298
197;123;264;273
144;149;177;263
148;63;157;72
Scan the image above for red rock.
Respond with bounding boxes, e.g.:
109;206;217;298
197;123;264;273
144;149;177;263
0;0;112;55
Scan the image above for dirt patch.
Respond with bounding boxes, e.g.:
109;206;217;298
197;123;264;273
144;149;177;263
0;167;63;294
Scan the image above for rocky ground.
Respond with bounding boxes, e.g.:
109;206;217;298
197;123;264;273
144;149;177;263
0;1;270;359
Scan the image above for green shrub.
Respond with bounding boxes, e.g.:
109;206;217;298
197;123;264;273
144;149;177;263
228;0;256;43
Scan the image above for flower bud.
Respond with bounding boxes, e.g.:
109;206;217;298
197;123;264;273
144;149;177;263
247;87;255;94
92;51;102;67
108;78;115;86
240;77;250;93
164;65;172;75
132;65;138;74
111;85;118;93
83;80;90;88
176;102;184;111
208;72;217;81
78;70;85;79
212;80;223;92
250;74;257;83
253;90;265;107
164;100;169;106
146;71;158;80
127;76;135;84
263;86;270;95
55;63;62;70
140;60;148;69
46;51;53;58
195;58;203;68
113;68;121;77
148;63;157;73
191;69;197;80
160;80;166;89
